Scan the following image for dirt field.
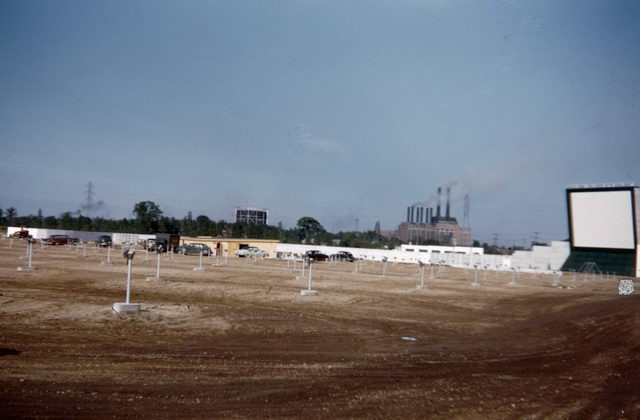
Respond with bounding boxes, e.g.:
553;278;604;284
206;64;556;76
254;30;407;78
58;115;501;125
1;239;639;419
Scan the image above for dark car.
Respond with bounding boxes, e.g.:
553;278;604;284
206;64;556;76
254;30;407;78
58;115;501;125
95;235;112;247
175;243;213;256
44;235;79;245
305;250;329;262
331;251;355;262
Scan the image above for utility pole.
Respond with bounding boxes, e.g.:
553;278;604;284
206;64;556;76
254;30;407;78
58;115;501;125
533;231;540;246
493;233;499;248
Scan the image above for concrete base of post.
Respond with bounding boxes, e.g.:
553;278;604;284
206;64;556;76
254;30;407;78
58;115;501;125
416;285;427;290
471;282;480;287
113;302;141;313
300;290;318;296
20;255;29;260
193;267;206;272
146;276;164;281
17;266;37;271
100;260;114;265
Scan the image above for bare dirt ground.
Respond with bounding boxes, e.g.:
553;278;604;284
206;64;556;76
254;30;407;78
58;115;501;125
1;239;639;419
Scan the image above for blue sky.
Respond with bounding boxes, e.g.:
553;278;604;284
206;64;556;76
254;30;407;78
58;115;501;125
1;0;639;246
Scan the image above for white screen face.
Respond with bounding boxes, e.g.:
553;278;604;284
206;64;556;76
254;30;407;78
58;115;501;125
570;190;636;249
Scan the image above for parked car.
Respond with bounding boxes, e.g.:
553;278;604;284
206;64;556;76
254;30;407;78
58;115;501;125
175;243;212;256
43;235;79;245
235;246;268;258
331;251;355;262
95;235;112;247
305;250;329;262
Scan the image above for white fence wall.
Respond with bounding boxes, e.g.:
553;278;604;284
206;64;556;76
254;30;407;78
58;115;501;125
275;241;569;274
276;244;491;265
511;241;570;272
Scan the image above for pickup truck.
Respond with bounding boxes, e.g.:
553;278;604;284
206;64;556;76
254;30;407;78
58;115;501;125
9;228;32;239
44;235;79;245
95;235;112;247
145;233;180;252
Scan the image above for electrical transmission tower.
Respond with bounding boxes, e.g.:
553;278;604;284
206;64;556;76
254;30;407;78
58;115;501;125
81;182;96;217
81;182;104;217
85;182;95;210
463;194;470;228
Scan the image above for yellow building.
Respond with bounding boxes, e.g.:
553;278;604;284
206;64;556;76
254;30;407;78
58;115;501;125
179;237;279;258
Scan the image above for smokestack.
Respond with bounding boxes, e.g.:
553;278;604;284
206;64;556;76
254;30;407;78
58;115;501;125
419;207;423;224
436;187;442;218
407;206;411;223
429;207;433;224
446;187;451;219
411;206;415;223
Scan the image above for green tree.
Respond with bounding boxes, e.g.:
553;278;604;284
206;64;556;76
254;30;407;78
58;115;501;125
132;201;163;234
159;216;180;234
58;212;76;230
6;207;17;223
296;216;325;243
42;216;57;229
231;223;244;238
195;215;213;236
180;215;196;236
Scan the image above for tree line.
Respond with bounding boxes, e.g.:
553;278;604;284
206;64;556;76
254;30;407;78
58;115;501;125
0;202;399;249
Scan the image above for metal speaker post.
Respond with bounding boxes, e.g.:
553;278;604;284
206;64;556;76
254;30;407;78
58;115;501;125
113;248;140;313
17;239;37;271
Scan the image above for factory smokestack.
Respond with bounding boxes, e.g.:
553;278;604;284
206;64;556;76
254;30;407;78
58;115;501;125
436;187;442;219
411;206;415;223
407;206;411;223
446;187;451;219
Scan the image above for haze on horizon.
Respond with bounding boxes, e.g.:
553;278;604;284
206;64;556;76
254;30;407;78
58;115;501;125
1;0;639;246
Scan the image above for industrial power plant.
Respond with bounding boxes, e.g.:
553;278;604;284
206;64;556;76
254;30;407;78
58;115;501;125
389;186;471;246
